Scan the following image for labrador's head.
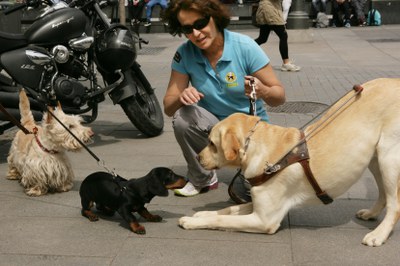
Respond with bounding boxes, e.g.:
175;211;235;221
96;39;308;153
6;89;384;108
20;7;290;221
198;113;260;170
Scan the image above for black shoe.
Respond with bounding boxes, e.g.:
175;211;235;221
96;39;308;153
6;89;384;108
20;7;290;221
228;170;252;204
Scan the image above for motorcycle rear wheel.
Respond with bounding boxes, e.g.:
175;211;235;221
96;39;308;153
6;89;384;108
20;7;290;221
119;73;164;137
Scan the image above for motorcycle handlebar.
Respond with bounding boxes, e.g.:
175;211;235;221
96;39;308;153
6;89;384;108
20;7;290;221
3;0;115;17
3;3;26;14
69;0;117;8
3;0;41;15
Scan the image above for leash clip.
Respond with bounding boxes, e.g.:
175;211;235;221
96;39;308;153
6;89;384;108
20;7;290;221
98;159;117;177
249;78;257;116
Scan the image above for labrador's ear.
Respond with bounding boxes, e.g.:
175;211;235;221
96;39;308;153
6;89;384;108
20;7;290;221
221;129;240;161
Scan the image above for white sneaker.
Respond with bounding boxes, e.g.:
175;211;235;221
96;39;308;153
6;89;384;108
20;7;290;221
281;61;301;72
144;21;151;27
174;171;218;197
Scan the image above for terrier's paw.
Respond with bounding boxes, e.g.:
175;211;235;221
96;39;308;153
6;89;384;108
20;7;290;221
25;187;46;196
58;182;73;192
6;168;20;180
6;174;20;180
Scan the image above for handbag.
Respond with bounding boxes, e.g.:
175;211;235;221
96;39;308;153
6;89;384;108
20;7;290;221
251;3;260;28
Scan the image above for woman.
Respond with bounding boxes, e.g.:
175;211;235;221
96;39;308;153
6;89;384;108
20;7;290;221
255;0;301;72
163;0;285;198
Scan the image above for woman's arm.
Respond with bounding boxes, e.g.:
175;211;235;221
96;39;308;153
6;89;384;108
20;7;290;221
163;70;204;116
244;64;286;107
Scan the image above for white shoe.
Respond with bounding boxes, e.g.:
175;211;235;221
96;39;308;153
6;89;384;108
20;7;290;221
144;21;151;27
281;61;301;72
174;171;218;197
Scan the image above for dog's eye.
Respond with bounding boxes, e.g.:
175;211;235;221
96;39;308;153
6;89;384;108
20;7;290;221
209;141;217;152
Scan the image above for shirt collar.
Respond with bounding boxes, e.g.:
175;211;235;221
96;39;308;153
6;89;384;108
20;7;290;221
192;29;232;64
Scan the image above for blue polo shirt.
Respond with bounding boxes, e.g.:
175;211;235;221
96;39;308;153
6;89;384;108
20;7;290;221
171;29;270;121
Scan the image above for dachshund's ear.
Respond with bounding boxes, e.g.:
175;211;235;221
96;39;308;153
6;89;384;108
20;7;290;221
221;129;240;161
148;173;169;197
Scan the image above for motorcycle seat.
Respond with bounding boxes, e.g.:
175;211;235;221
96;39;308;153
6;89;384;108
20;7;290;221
0;32;28;54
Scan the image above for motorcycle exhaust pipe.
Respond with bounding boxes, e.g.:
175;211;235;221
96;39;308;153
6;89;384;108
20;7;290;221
0;107;42;121
0;91;43;121
0;91;44;111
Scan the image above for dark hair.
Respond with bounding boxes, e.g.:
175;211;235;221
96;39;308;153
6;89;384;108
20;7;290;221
163;0;231;36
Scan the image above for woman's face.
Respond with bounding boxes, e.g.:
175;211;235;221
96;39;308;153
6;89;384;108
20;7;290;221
177;10;219;50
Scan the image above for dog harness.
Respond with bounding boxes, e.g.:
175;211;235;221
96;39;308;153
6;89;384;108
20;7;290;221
243;84;366;205
247;130;333;205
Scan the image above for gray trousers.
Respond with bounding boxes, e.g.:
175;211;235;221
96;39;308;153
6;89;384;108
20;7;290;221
172;105;220;187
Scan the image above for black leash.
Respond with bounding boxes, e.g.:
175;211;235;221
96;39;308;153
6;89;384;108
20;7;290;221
46;108;117;176
0;102;31;135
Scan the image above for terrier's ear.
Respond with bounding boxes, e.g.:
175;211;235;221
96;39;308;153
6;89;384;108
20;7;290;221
46;106;54;123
221;129;240;161
57;101;63;112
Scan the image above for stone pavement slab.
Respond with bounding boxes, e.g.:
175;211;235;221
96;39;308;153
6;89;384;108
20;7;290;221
0;25;400;265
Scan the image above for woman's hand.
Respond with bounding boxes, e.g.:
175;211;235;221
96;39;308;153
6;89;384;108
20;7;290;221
244;65;286;107
244;76;262;99
180;86;204;105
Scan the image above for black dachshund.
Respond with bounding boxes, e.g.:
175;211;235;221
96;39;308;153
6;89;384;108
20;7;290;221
79;167;186;234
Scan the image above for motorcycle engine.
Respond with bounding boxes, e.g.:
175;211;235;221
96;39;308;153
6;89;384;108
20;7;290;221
50;43;88;107
54;76;86;107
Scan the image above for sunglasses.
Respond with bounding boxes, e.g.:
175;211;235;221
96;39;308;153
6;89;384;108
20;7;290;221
180;16;211;34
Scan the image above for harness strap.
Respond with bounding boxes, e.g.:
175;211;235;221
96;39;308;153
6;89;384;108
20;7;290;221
247;131;333;205
298;159;333;204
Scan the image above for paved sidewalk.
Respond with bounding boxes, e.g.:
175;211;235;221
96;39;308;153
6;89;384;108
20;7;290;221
0;25;400;266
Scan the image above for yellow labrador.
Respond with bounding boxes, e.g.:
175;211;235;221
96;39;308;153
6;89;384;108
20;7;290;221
179;78;400;247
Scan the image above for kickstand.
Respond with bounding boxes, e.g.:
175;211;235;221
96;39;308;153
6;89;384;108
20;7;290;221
130;22;149;49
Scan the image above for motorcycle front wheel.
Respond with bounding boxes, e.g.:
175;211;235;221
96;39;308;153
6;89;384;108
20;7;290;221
119;70;164;137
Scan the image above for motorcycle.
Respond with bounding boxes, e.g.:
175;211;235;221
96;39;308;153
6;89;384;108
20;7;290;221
0;0;164;137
